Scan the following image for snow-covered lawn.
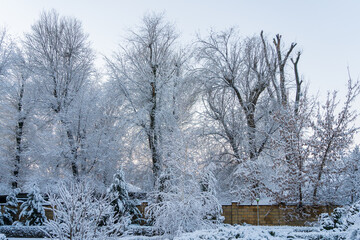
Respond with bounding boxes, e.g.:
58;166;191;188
3;224;357;239
8;239;45;240
120;224;348;240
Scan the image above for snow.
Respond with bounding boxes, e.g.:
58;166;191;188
119;224;348;240
0;224;355;239
8;239;45;240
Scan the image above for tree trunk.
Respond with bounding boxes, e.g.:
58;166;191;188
273;34;297;107
149;55;161;186
66;128;79;178
313;138;333;201
292;52;302;116
12;82;25;189
246;111;257;161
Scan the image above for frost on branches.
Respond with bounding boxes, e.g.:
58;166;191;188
146;160;223;236
19;185;46;226
107;169;141;225
200;163;224;223
309;79;360;204
45;180;121;240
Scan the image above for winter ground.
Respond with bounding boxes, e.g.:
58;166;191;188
121;225;349;240
5;224;351;240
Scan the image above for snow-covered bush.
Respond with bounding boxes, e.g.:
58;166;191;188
200;163;224;223
347;202;360;240
319;213;334;230
107;169;141;225
19;185;46;226
0;233;6;240
0;226;46;238
2;188;20;225
44;179;121;240
146;163;223;236
319;200;360;234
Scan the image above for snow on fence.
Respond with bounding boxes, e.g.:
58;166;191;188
1;195;338;226
222;203;338;226
136;202;338;226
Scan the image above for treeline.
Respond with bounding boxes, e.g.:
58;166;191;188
0;10;359;207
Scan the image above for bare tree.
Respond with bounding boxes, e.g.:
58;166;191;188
196;29;282;202
0;29;13;77
271;91;314;207
310;78;360;203
24;10;95;178
260;32;310;206
106;13;197;187
0;30;35;189
197;29;273;163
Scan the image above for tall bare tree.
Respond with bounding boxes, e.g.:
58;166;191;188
106;13;197;187
24;10;95;178
197;29;273;164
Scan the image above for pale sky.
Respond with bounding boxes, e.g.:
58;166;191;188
1;0;360;142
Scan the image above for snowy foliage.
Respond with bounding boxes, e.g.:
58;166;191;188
309;79;360;204
44;179;121;240
341;146;360;203
107;169;141;225
106;13;199;189
319;200;360;235
0;225;46;238
146;159;223;236
200;163;224;222
319;213;335;230
19;185;46;226
2;188;20;225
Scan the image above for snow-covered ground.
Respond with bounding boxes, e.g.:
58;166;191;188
2;224;355;239
120;225;348;240
8;239;45;240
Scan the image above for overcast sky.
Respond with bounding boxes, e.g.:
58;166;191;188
1;0;360;141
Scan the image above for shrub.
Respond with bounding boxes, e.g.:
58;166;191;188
44;179;121;240
19;185;46;226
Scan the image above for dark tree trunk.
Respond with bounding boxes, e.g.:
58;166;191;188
12;82;26;189
148;45;161;187
66;128;79;178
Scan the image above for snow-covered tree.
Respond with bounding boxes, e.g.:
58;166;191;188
0;47;35;190
196;29;278;201
309;78;360;204
342;146;360;203
24;10;95;179
270;91;314;207
0;28;23;190
106;13;198;188
0;28;13;77
45;180;121;240
2;188;20;225
19;185;46;226
107;168;141;224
